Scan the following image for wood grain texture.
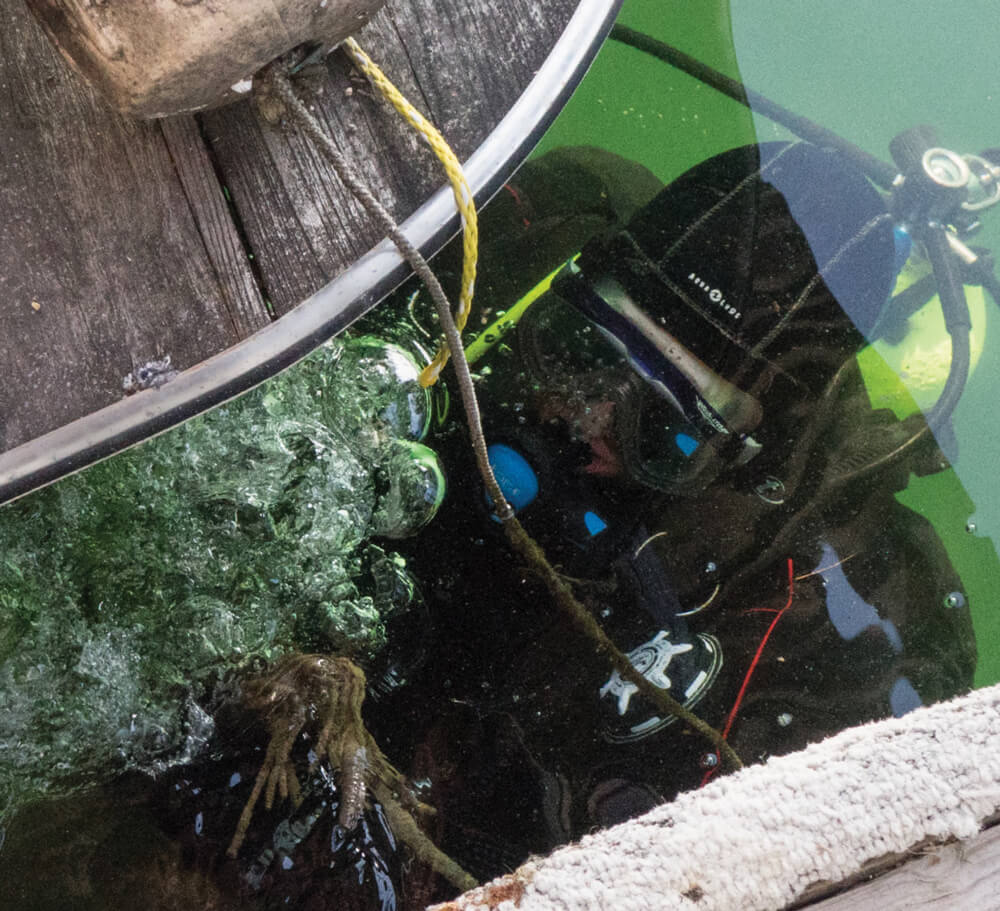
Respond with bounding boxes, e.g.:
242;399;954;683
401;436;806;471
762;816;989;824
200;0;579;316
159;116;270;336
0;2;266;452
2;0;576;452
797;825;1000;910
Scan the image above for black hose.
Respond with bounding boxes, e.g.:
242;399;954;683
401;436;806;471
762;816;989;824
609;25;983;432
966;255;1000;313
609;24;898;190
870;273;939;343
921;227;972;429
983;271;1000;310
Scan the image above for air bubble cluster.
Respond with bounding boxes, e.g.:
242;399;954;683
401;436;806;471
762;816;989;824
0;336;440;819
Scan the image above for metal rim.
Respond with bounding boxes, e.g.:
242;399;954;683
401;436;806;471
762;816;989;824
0;0;623;505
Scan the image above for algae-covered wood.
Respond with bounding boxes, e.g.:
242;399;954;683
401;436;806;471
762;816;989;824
0;0;577;454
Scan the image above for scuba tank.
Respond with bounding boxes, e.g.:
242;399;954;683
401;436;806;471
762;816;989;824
25;0;386;118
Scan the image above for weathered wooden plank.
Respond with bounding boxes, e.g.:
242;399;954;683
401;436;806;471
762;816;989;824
1;0;577;455
201;0;579;316
797;825;1000;910
0;2;267;453
159;117;270;335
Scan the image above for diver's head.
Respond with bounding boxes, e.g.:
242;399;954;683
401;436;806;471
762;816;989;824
517;141;898;494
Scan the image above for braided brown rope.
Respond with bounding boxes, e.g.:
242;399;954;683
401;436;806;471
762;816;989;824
262;67;740;772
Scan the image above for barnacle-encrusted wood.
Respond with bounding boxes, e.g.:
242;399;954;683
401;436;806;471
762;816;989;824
23;0;386;118
228;653;477;893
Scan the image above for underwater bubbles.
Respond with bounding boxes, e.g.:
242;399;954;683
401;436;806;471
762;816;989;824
0;336;440;820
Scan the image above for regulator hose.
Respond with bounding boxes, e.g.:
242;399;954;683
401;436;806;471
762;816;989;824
922;227;972;430
608;24;898;190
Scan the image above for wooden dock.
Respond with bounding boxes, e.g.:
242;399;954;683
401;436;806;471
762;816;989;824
0;0;579;456
796;819;1000;910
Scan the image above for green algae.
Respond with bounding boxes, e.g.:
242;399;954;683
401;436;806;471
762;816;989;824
0;337;436;819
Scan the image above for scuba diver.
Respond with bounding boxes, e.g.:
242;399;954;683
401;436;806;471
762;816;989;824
370;137;984;882
2;138;986;911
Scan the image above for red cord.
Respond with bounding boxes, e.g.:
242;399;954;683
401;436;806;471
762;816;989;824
700;557;795;787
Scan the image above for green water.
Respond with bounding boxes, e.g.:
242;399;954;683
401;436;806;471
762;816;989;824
1;4;999;903
534;0;1000;685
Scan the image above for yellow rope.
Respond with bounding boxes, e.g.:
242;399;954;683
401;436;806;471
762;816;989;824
341;37;477;388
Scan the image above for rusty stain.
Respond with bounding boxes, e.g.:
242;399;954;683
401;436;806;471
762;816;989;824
433;868;535;911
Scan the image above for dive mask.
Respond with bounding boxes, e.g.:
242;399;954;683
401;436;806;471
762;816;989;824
518;263;763;494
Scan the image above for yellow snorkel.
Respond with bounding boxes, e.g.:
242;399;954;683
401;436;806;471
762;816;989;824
464;259;576;365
